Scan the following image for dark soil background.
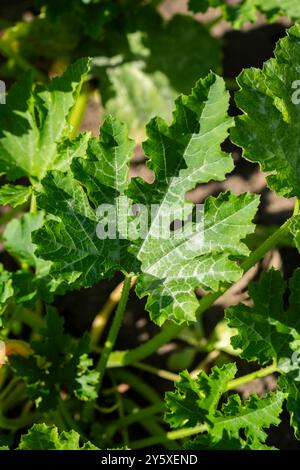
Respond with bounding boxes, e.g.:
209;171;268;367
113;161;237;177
1;0;300;450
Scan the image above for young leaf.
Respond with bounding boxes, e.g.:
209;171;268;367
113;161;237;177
232;25;300;198
0;58;90;182
165;363;237;429
165;364;284;450
34;73;259;325
18;424;99;450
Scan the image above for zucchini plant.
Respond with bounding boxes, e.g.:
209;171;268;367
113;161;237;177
1;2;300;452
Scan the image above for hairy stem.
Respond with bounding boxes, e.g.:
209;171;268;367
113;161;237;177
69;83;91;138
95;273;133;394
112;369;162;405
227;362;278;391
0;412;40;430
131;361;180;382
130;424;208;449
110;402;166;432
123;397;180;450
91;277;136;348
30;193;37;213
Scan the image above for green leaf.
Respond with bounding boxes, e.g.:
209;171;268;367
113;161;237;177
136;191;259;325
290;216;300;254
165;363;237;429
34;73;259;325
104;61;175;142
226;269;300;367
34;116;135;286
188;0;300;28
145;15;221;95
0;265;14;319
278;373;300;440
165;364;284;450
226;268;300;440
2;212;81;305
18;424;99;450
188;0;220;14
0;185;32;208
11;307;99;410
232;25;300;198
184;431;250;450
0;58;90;181
4;212;48;269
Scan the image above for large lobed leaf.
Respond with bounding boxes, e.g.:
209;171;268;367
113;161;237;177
34;73;259;325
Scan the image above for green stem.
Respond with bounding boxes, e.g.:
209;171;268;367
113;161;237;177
108;323;182;367
240;218;293;272
131;362;180;382
1;382;26;413
69;83;91;138
0;377;20;403
227;362;278;391
122;397;180;451
58;401;88;441
95;273;133;394
130;424;208;450
110;211;298;367
109;372;129;447
30;193;37;213
112;369;162;405
18;308;44;330
0;412;40;430
110;402;165;432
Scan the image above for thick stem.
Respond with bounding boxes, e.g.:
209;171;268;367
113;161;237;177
30;193;37;213
69;83;91;139
123;397;180;450
83;275;133;422
95;273;133;394
112;369;162;405
227;362;278;391
130;424;208;449
111;403;165;432
108;323;183;367
91;277;136;348
0;412;40;430
131;361;180;382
